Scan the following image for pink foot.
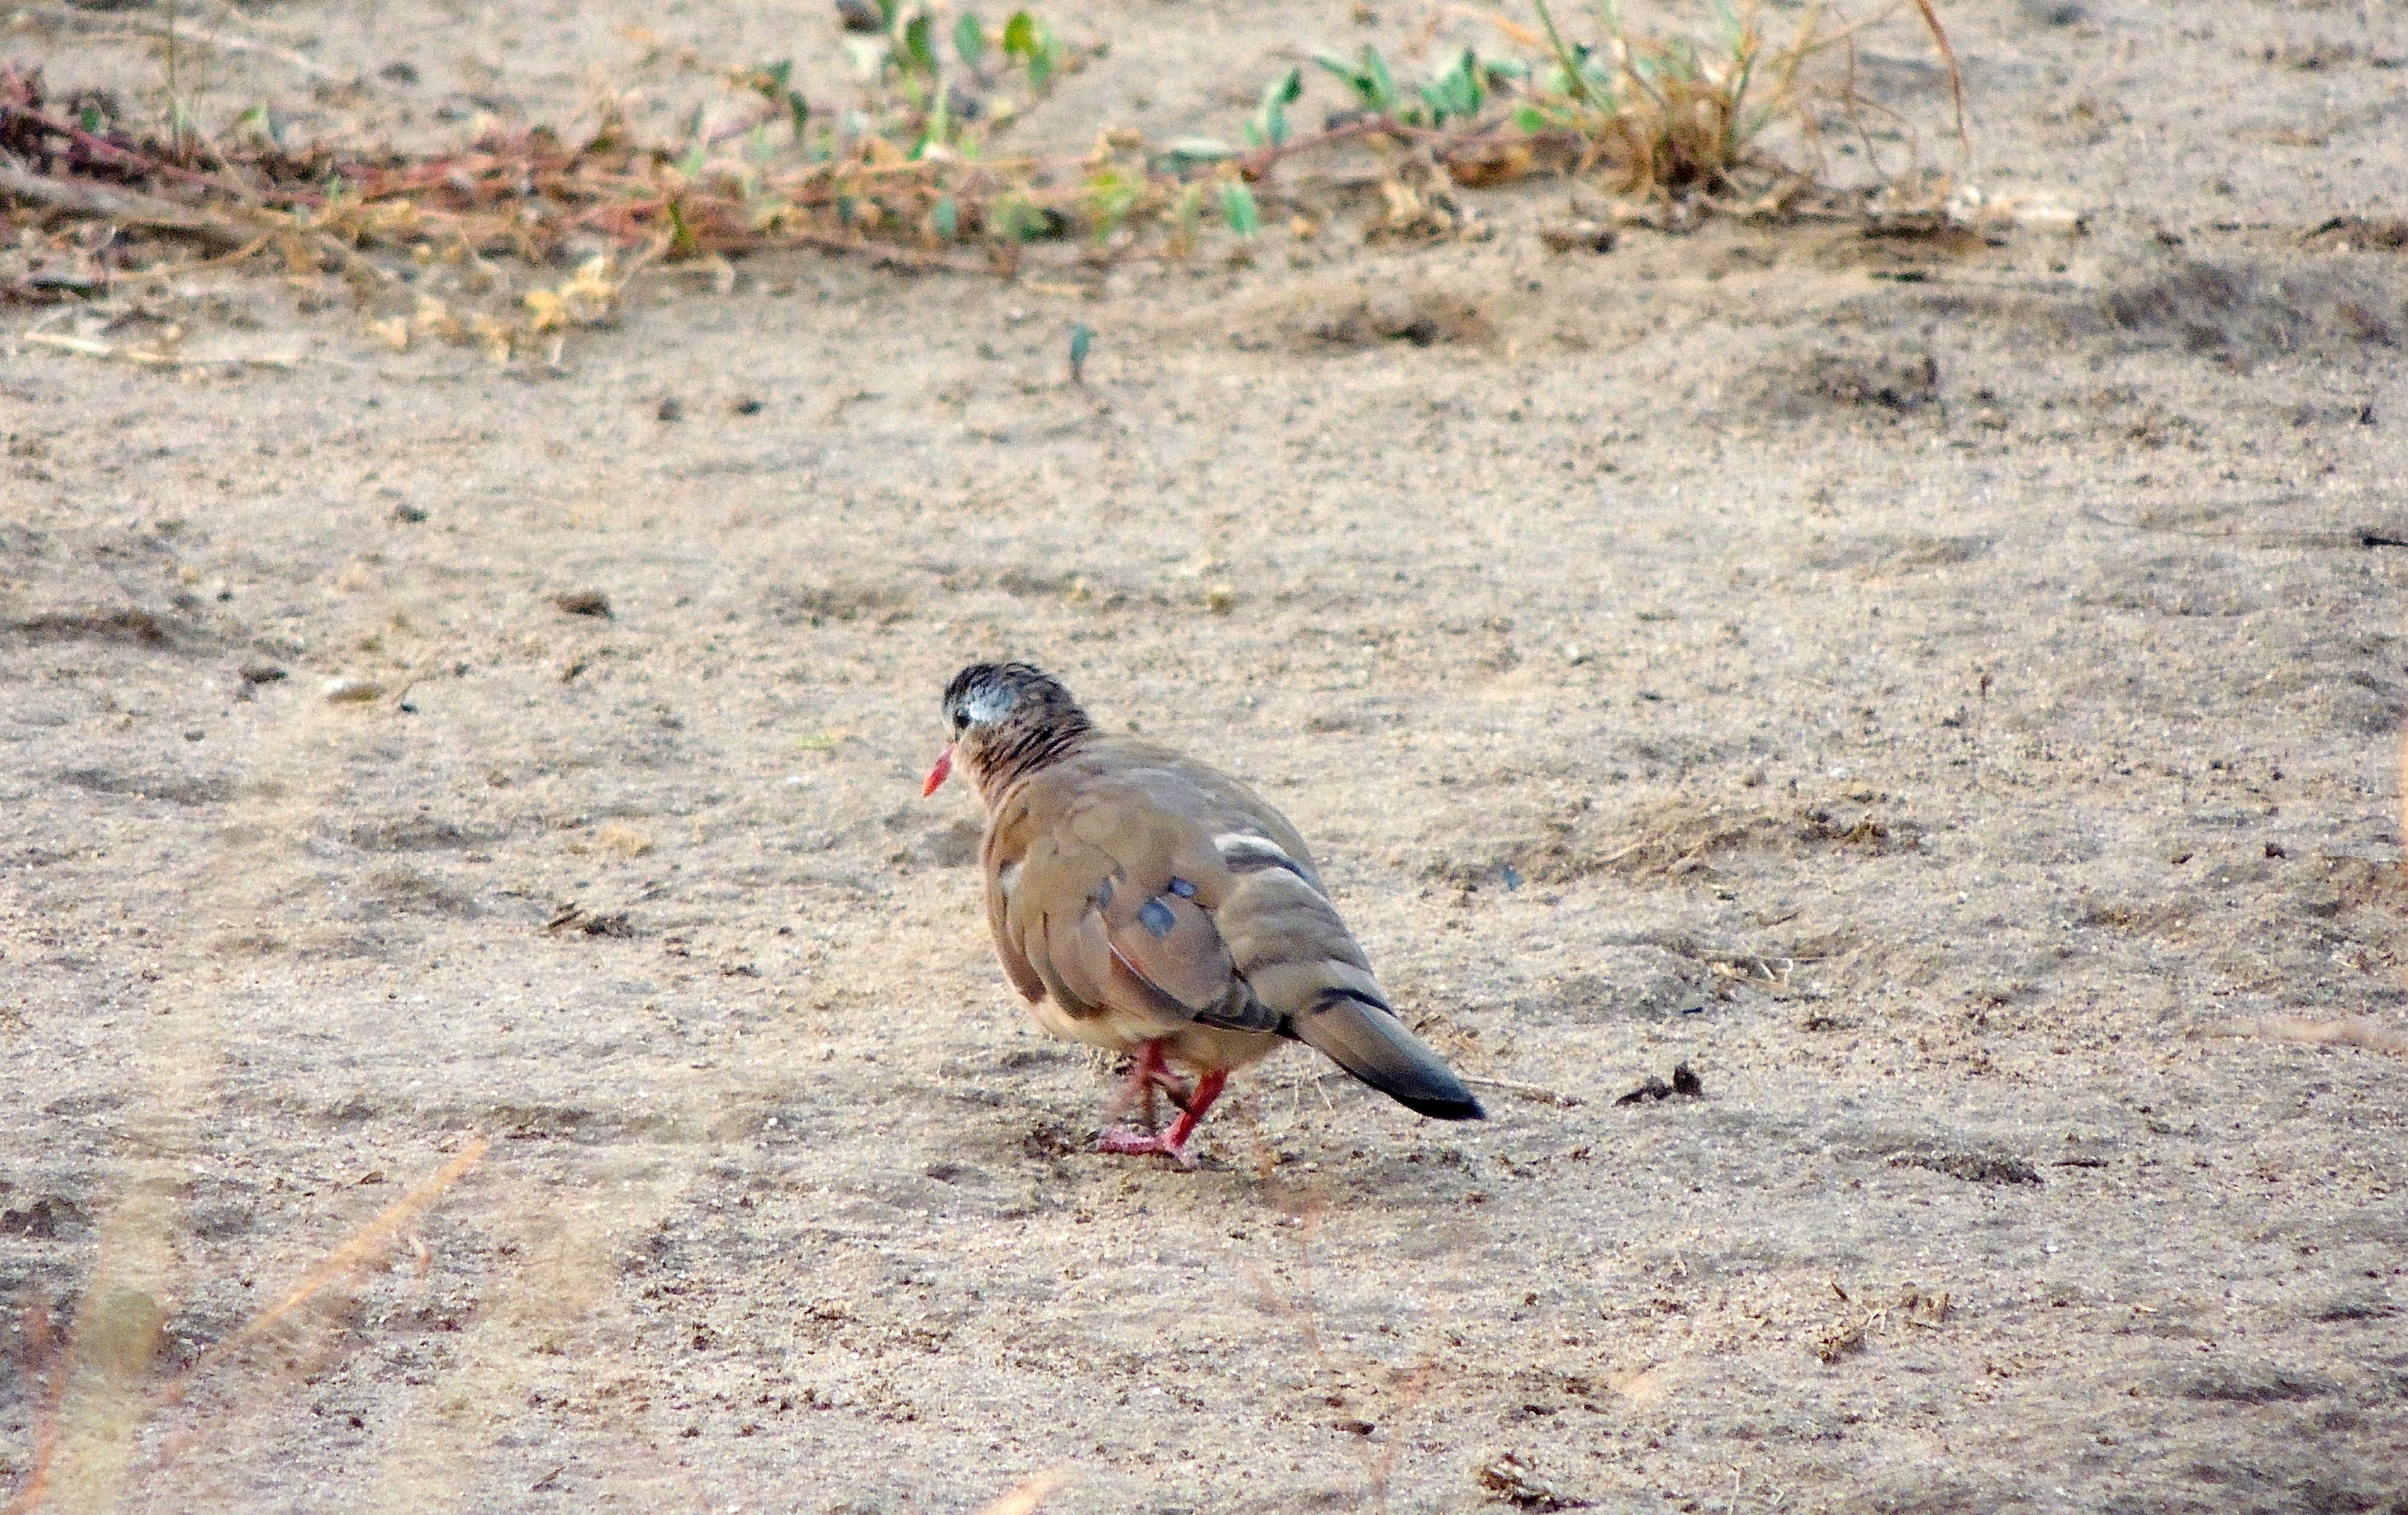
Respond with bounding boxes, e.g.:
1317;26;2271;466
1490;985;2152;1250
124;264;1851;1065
1097;1126;1197;1169
1094;1069;1226;1170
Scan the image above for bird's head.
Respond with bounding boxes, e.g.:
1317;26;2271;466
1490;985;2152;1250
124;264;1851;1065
923;661;1094;802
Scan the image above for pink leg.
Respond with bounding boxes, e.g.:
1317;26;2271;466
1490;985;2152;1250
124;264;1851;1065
1159;1070;1226;1152
1099;1040;1192;1126
1098;1069;1228;1169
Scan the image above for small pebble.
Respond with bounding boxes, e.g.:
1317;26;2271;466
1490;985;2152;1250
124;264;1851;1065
1203;583;1236;615
1538;219;1617;254
391;504;428;524
731;396;763;416
323;677;384;704
553;589;613;618
656;396;684;422
240;663;287;684
1562;643;1587;665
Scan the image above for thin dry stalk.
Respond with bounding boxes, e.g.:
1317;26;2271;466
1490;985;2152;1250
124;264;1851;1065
973;1469;1071;1515
22;331;299;368
1;1135;496;1514
0;162;262;249
171;1135;491;1392
2;1301;67;1515
1459;1074;1582;1108
1904;0;1966;145
16;2;343;83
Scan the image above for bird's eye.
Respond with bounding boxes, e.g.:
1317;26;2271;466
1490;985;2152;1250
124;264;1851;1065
952;711;969;733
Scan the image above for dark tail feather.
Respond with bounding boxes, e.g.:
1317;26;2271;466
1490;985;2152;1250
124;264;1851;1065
1288;991;1485;1121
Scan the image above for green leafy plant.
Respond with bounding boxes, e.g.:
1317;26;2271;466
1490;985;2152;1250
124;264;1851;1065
0;0;1969;355
741;60;811;144
953;13;987;68
1314;44;1399;115
1218;178;1260;237
1001;9;1065;91
1244;67;1301;149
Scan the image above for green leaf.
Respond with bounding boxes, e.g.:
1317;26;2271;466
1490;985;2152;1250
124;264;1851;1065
752;60;809;141
1422;48;1482;122
1362;46;1395;110
1251;65;1300;147
1218;179;1259;237
932;196;959;240
1313;50;1359;86
234;103;285;147
953;13;987;66
902;13;938;74
1317;46;1399;112
999;7;1057;87
1512;103;1546;133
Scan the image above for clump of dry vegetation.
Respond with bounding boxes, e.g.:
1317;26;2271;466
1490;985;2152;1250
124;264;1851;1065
3;1;1965;352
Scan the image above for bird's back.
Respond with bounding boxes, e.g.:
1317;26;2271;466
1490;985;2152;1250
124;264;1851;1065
979;735;1483;1120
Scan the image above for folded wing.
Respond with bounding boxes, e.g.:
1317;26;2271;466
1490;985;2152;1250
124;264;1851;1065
983;748;1482;1120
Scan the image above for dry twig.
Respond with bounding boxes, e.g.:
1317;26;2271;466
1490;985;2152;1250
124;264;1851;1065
0;161;262;250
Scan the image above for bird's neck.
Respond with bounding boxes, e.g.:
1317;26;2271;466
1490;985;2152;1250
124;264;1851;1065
973;714;1095;804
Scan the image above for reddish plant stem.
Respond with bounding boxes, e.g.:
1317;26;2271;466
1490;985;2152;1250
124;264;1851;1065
0;101;234;197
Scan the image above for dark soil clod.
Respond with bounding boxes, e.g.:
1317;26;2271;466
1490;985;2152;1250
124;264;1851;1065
546;904;635;936
1889;1148;2043;1185
1616;1061;1704;1106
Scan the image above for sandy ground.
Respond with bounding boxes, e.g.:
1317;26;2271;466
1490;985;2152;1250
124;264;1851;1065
5;1;2408;1511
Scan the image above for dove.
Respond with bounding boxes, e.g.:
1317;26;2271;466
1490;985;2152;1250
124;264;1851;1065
922;661;1483;1165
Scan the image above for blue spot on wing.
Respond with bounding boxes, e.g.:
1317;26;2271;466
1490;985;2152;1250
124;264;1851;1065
1094;875;1114;908
1167;877;1196;898
1137;898;1176;937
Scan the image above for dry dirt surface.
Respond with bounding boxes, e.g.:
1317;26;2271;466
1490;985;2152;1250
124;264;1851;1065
6;1;2408;1511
